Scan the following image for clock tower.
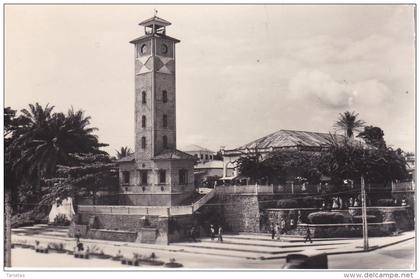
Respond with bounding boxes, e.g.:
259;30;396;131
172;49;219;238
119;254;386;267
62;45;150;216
117;15;195;207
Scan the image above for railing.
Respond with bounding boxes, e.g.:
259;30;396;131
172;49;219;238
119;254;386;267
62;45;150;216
192;189;215;211
78;205;174;216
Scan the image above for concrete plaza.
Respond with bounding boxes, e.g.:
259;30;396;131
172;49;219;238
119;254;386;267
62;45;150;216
9;224;415;269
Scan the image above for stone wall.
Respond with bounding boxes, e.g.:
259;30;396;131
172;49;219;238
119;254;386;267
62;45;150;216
348;206;413;231
213;193;260;232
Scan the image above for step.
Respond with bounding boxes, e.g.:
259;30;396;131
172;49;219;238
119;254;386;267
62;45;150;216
230;233;352;242
199;237;351;249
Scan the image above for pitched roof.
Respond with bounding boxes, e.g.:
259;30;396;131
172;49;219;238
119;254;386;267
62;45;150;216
233;129;363;151
116;153;135;163
154;149;196;160
181;144;215;153
195;160;234;169
129;33;180;44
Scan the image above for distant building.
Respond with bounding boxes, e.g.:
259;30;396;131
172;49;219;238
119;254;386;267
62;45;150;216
182;144;216;161
221;129;359;179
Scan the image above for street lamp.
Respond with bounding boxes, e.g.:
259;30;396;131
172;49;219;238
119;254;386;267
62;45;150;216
361;175;369;251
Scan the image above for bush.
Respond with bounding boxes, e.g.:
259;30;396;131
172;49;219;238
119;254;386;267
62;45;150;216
376;199;395;206
53;214;70;226
276;199;298;208
307;211;346;224
301;197;324;208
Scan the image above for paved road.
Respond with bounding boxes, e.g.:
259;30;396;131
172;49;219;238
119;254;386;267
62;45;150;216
328;238;415;270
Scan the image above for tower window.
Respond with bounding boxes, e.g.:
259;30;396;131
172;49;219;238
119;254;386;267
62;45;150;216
122;171;130;184
141;136;146;149
142;91;146;104
163;135;168;148
140;170;148;186
179;169;188;185
163;114;168;128
142;115;146;128
162;90;167;103
159;170;166;184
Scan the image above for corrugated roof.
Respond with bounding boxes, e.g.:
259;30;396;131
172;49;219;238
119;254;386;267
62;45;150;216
181;144;215;153
138;16;172;27
234;129;361;150
154;149;196;160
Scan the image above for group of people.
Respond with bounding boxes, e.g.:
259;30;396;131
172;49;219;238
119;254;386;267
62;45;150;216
269;219;287;240
190;224;224;243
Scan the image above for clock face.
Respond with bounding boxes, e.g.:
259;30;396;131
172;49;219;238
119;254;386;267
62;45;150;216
161;44;168;54
141;44;148;54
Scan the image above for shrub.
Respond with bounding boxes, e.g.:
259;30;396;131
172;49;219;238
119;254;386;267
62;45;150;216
276;199;298;208
376;199;395;206
53;214;70;226
301;197;324;208
307;211;346;224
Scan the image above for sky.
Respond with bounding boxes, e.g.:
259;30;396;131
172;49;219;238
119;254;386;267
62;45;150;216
5;4;416;156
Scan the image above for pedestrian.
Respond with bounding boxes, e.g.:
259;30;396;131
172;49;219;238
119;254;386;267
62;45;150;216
190;226;197;242
304;225;313;244
210;224;215;241
280;218;287;235
275;223;281;240
217;225;223;243
270;222;275;240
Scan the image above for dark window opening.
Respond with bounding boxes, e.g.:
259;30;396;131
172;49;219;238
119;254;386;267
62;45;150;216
200;154;203;159
159;170;166;184
142;91;146;104
122;171;130;184
140;170;148;186
162;90;168;103
142;115;146;128
205;154;209;160
141;137;146;149
179;169;188;185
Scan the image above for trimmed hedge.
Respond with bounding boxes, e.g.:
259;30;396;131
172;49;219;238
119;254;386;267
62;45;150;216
307;211;346;224
376;199;395;206
276;199;299;208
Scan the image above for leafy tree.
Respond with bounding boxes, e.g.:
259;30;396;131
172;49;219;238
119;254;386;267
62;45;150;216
357;126;386;149
264;150;323;184
334;111;365;138
236;149;272;184
42;153;118;206
116;146;132;159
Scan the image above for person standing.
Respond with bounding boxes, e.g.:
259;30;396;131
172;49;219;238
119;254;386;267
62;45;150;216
270;222;275;240
210;224;215;241
218;225;223;243
304;225;313;244
190;226;197;242
275;223;281;240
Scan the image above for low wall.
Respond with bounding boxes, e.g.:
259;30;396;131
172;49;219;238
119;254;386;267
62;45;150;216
292;222;397;238
261;208;319;232
348;206;413;231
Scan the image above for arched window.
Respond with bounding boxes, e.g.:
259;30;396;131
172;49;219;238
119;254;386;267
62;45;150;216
142;115;146;128
141;136;146;149
142;91;146;104
162;90;167;103
163;114;167;128
163;135;168;148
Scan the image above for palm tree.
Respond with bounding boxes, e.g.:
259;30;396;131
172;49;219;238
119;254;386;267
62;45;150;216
116;146;132;159
334;111;365;139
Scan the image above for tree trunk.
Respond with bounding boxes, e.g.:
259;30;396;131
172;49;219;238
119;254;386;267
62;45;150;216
4;188;12;267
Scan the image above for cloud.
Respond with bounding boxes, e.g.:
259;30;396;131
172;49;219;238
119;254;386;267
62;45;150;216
288;69;390;109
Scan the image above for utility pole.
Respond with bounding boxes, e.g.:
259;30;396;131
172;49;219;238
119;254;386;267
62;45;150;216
361;175;369;251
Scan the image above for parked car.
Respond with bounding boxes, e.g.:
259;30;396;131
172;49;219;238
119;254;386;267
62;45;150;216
282;250;328;269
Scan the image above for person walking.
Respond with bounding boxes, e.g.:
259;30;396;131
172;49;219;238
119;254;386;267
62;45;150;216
275;223;281;240
304;225;313;244
210;224;215;241
190;226;197;242
217;225;223;243
270;222;275;240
